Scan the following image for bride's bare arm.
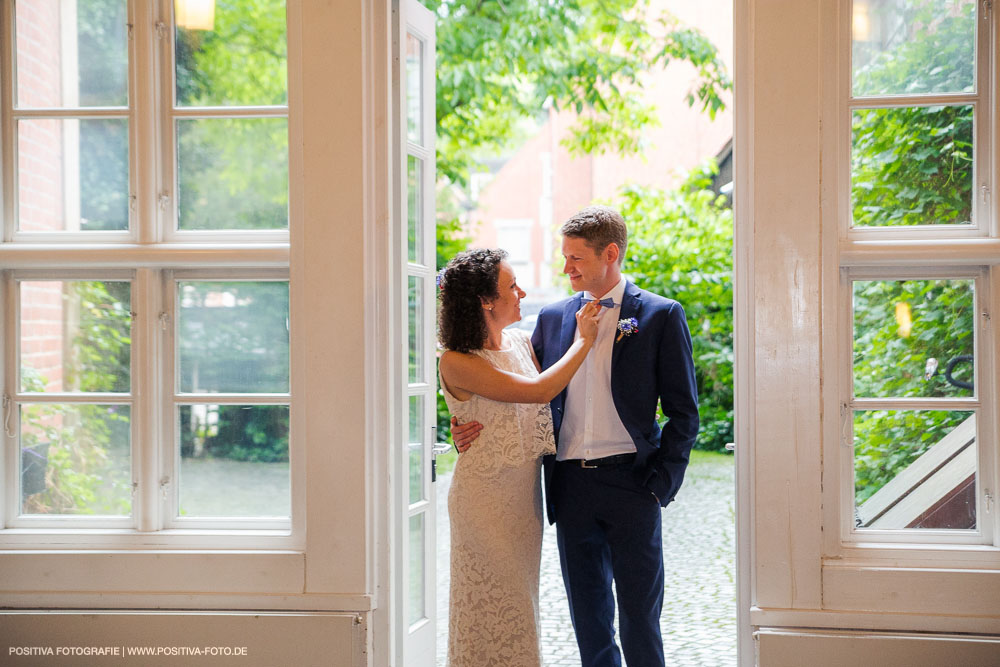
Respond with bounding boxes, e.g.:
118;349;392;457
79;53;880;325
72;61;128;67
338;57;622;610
440;302;601;404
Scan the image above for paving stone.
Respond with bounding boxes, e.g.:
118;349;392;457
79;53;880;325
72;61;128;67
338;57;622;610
436;456;737;666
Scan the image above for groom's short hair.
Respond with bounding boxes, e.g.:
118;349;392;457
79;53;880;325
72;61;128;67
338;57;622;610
560;206;628;265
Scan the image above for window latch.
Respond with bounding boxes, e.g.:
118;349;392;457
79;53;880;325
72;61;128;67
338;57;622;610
2;393;14;438
841;401;853;448
984;1;993;20
985;490;994;514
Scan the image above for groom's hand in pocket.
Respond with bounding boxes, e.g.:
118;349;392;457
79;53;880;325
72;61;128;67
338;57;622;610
451;416;483;453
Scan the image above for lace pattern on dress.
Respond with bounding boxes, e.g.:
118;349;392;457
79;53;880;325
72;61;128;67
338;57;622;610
441;328;556;666
440;329;556;480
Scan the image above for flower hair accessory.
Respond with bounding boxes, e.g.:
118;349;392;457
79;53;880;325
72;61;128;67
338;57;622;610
616;317;638;342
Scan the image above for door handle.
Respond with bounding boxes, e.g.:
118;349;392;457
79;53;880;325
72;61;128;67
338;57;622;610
431;426;453;482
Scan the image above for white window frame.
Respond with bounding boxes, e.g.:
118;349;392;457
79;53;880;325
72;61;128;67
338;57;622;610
391;1;438;663
4;268;137;530
0;0;391;621
162;268;291;531
838;266;995;548
0;0;297;548
823;0;1000;581
842;0;994;241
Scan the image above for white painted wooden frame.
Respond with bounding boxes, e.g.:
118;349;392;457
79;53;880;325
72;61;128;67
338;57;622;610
732;0;755;663
841;0;993;241
0;0;388;611
836;265;994;548
154;0;289;245
4;269;136;530
161;268;292;532
390;1;437;665
739;0;1000;653
816;0;1000;624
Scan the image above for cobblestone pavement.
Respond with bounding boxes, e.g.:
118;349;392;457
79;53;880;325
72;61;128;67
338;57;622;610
436;453;737;666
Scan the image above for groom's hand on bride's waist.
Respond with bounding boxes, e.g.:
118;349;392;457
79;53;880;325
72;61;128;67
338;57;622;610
451;416;483;453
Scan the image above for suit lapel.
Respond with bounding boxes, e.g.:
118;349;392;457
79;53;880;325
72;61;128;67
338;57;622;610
560;293;583;355
612;281;642;374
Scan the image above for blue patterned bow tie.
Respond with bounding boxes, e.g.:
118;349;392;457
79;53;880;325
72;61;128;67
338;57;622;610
583;297;618;308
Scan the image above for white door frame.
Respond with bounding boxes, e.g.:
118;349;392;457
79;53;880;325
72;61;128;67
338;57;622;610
733;0;755;663
390;1;437;665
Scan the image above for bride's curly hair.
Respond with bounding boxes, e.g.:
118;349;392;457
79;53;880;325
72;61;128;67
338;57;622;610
438;248;508;352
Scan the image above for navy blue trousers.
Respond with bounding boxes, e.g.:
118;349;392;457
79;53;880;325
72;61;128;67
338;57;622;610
553;461;665;667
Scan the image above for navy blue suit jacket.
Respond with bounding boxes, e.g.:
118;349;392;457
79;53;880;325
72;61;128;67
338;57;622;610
531;281;700;523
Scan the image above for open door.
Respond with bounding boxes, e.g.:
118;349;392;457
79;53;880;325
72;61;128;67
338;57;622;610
392;0;437;664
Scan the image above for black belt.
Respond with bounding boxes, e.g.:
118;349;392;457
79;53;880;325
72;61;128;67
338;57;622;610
561;453;635;469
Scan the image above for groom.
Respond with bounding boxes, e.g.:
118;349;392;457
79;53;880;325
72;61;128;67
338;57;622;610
454;205;699;666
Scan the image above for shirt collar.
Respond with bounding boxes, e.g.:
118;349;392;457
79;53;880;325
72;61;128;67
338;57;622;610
584;276;627;306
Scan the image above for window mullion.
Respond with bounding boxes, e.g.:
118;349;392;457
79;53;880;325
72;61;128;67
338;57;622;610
1;1;15;242
2;272;13;526
133;0;158;244
157;0;178;242
161;270;178;527
134;268;161;531
976;0;995;237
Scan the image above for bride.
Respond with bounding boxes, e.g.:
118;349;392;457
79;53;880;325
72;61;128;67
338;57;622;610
437;248;601;666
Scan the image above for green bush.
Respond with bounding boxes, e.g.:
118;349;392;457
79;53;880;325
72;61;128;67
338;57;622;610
615;165;733;452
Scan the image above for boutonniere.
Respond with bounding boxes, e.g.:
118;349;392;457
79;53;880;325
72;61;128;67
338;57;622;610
616;317;638;342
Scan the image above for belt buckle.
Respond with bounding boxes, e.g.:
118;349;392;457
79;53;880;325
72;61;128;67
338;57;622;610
580;459;598;469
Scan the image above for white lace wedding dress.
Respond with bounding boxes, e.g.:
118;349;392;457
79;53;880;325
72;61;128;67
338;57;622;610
441;328;556;667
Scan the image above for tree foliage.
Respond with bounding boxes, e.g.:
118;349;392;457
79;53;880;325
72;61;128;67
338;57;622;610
614;165;733;452
174;0;289;230
21;281;133;515
422;0;731;188
427;0;732;445
850;0;975;227
852;278;974;504
849;0;979;507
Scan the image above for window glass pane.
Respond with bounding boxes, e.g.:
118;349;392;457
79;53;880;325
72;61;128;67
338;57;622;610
15;0;128;108
406;34;423;144
20;280;131;393
20;403;131;516
18;118;130;232
854;410;975;530
408;276;423;384
408;513;425;626
851;105;972;227
408;156;422;263
178;405;289;517
176;118;288;231
853;279;974;398
177;281;289;394
852;0;976;97
409;395;424;505
175;0;287;107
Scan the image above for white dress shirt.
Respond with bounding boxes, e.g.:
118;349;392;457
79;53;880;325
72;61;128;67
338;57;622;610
557;276;636;461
